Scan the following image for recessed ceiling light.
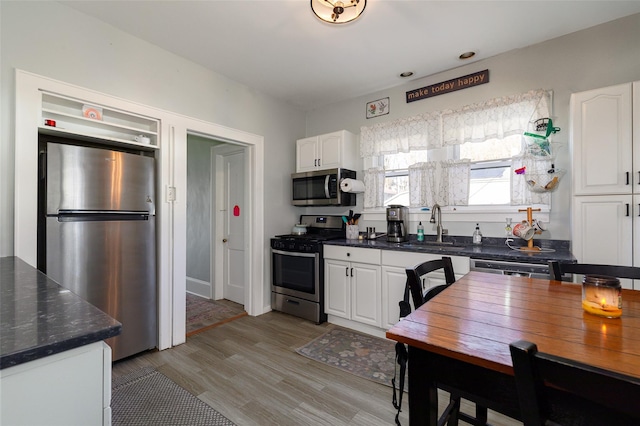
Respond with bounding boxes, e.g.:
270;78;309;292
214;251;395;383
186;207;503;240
459;51;476;60
400;71;414;78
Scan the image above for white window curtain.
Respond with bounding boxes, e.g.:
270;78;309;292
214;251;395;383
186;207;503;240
408;160;470;207
360;111;442;157
442;90;550;146
360;89;550;157
363;167;385;208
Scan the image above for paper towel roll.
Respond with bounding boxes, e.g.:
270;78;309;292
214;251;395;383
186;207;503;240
340;178;365;193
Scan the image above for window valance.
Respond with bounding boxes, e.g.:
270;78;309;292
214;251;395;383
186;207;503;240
360;89;551;157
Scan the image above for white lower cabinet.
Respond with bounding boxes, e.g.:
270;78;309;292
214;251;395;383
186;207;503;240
1;341;112;426
324;244;470;331
324;246;381;327
572;194;635;289
381;251;470;329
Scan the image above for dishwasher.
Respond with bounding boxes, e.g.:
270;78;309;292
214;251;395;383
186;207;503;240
469;258;551;279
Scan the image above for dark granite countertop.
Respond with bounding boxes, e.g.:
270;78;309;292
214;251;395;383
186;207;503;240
1;256;121;369
325;235;576;264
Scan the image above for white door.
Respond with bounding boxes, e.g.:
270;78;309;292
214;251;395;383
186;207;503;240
296;137;319;172
573;194;633;289
571;83;632;196
318;131;343;169
214;145;246;304
324;258;350;318
350;262;381;327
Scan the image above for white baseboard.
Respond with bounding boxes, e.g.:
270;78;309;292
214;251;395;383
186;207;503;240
186;277;211;299
326;315;388;340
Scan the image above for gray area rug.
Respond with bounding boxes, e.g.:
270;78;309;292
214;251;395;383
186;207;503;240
296;325;398;387
112;367;235;426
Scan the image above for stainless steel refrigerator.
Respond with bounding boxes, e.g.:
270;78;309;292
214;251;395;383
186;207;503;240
39;141;157;361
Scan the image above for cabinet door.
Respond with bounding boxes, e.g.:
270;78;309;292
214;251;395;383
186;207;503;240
573;195;633;289
296;137;319;172
381;265;407;330
350;262;381;327
325;258;350;318
634;82;640;194
571;83;632;195
318;131;343;169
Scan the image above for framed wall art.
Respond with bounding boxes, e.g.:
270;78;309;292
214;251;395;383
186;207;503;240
366;97;389;119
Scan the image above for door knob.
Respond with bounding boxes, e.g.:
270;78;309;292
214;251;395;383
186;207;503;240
222;238;228;243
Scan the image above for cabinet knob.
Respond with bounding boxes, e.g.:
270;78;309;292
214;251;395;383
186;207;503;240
223;238;228;243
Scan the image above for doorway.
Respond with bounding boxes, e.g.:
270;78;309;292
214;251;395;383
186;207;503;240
185;136;247;322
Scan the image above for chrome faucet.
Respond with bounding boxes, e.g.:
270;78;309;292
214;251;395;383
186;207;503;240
429;203;447;243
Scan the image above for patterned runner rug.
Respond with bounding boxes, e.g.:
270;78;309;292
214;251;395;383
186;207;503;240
186;293;247;336
295;325;399;387
112;367;235;426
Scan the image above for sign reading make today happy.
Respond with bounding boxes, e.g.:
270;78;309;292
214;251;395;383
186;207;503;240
406;69;489;103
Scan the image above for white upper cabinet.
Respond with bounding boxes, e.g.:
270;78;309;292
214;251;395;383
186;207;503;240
296;130;359;172
571;83;632;195
571;81;640;289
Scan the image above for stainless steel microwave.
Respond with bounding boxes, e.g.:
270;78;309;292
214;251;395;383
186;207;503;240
292;168;356;206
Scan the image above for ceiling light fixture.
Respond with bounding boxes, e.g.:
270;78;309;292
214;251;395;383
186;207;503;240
311;0;367;24
459;51;476;60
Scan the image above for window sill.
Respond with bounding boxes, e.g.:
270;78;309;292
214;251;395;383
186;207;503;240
362;205;550;223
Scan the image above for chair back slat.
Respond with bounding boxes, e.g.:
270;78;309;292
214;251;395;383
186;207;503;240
548;261;640;281
510;340;640;426
405;256;455;309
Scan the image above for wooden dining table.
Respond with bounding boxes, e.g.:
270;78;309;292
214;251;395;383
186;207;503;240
386;271;640;426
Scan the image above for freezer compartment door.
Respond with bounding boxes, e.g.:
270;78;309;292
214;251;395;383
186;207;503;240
46;143;155;214
46;217;157;361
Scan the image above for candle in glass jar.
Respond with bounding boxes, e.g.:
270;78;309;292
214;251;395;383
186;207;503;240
582;275;622;318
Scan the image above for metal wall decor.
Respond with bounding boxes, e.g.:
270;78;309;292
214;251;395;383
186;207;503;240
366;97;389;119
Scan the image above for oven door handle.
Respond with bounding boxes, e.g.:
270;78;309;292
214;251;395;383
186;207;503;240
272;249;318;258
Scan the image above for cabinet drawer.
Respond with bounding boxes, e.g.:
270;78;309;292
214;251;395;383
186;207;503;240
324;245;380;264
382;251;470;275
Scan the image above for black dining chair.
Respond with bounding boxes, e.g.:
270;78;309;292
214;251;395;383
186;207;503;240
405;256;456;309
548;260;640;281
509;340;640;426
401;257;489;426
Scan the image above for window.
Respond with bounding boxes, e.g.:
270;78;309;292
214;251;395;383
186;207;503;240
459;134;522;205
361;89;552;209
382;151;428;206
381;134;522;206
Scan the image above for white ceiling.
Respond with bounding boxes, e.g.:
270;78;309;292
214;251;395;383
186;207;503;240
61;1;640;110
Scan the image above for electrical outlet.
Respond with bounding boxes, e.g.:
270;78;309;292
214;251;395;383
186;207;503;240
166;186;176;202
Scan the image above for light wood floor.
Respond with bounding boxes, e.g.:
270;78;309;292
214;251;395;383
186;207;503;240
112;311;522;425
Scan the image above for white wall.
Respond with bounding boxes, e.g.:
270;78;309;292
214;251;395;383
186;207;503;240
186;135;219;285
304;13;640;241
0;1;305;260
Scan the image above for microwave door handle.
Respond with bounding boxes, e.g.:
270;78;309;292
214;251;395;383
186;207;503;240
324;174;331;199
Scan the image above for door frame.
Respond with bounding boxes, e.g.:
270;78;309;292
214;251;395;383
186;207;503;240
211;143;248;302
14;70;265;352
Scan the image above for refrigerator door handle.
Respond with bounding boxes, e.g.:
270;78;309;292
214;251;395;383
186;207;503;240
58;210;150;215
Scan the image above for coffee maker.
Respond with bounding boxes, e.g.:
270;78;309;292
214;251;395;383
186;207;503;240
387;205;409;242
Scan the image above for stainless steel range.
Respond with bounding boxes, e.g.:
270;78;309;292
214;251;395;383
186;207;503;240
271;215;345;324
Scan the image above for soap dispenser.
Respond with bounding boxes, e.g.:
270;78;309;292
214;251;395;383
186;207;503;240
473;223;482;245
417;221;425;242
